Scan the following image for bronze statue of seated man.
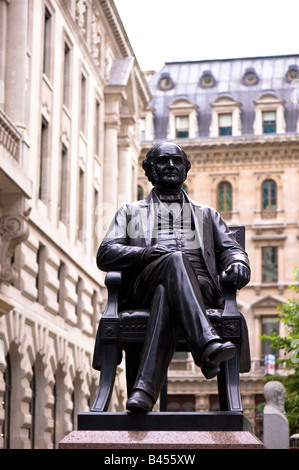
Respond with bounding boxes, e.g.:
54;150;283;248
95;142;250;413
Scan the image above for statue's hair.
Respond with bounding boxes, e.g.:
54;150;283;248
142;141;191;184
264;381;285;401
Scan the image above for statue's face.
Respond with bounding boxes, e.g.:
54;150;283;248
275;388;286;410
152;143;186;190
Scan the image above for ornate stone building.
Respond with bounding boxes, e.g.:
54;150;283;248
139;55;299;436
0;0;150;448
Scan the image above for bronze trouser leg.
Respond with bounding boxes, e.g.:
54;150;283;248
132;251;221;400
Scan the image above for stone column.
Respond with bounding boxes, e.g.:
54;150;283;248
118;142;131;207
103;120;119;211
5;0;28;129
103;90;125;212
118;118;134;206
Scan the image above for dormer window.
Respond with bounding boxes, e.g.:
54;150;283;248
167;98;198;139
253;92;285;135
209;95;241;137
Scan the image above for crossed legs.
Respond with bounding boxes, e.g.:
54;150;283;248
126;252;236;412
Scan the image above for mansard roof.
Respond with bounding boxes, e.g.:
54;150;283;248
147;55;299;139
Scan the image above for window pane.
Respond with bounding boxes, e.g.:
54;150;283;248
262;247;278;282
219;114;232;126
140;118;145;141
43;7;51;77
218;182;232;211
176;116;189;138
59;145;68;224
63;43;70;107
262;317;279;356
219;114;232;136
39;118;49;202
263;111;276;134
263;180;277;209
263;111;276;121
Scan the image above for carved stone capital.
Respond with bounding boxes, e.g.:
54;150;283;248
0;214;29;283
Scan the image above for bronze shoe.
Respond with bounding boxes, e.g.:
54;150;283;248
201;341;236;379
126;389;155;413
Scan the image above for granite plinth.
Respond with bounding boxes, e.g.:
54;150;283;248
59;429;264;449
78;411;252;432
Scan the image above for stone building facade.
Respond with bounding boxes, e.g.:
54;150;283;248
0;0;150;448
139;56;299;436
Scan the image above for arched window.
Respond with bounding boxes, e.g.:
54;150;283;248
217;182;232;212
262;179;277;210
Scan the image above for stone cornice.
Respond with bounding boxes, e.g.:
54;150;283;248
99;0;151;106
141;134;299;169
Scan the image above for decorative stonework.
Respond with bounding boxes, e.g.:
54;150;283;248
0;214;29;283
75;0;88;36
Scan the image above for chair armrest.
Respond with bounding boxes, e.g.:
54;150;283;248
102;271;122;318
220;271;239;317
105;271;122;286
220;272;241;342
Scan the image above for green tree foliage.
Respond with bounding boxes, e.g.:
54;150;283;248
261;269;299;435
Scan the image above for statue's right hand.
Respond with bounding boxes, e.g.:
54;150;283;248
143;244;171;264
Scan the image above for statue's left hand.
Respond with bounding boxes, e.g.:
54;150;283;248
224;262;250;290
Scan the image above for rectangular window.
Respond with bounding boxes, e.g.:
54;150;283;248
93;188;99;252
262;246;278;283
43;6;51;77
39;117;49;202
262;317;279;357
218;182;232;212
59;145;68;224
77;168;84;241
94;100;100;156
219;113;232;136
140;118;145;142
263;180;277;210
263;111;276;134
80;73;87;134
63;42;71;107
36;244;45;304
176;116;189;138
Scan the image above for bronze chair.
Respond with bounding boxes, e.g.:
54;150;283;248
91;226;250;413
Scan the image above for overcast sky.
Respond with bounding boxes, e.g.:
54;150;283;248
114;0;299;71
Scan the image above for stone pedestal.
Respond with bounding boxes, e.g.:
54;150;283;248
263;411;289;449
59;429;263;449
59;412;265;450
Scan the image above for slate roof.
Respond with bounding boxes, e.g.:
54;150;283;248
147;55;299;139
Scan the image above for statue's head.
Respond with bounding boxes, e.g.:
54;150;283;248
264;381;286;413
142;142;191;191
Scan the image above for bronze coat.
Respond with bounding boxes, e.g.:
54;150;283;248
94;190;251;372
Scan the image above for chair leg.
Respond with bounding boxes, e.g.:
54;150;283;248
159;379;168;411
91;344;118;412
217;346;242;412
